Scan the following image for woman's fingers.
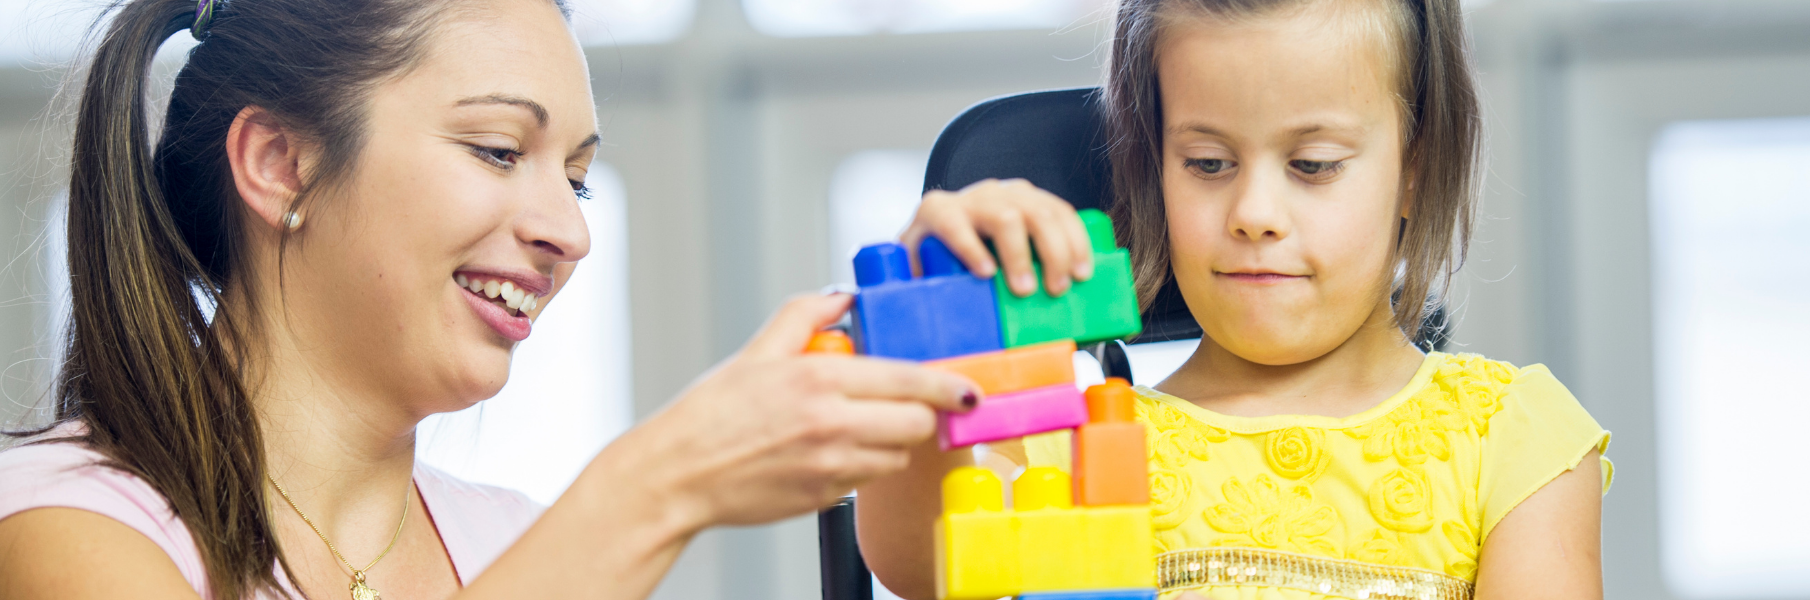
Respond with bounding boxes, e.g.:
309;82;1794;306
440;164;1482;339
802;355;977;413
742;293;855;359
830;399;939;447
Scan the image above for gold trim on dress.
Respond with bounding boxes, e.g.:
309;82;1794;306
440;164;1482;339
1158;547;1473;600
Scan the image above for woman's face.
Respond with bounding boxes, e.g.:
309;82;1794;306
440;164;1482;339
277;0;597;412
1157;8;1407;366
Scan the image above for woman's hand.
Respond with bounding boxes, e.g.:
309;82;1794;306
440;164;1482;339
902;178;1095;298
613;293;980;529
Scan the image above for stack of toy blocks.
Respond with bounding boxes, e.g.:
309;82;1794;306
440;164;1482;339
842;209;1154;600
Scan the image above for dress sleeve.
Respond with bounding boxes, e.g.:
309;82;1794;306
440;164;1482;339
1477;364;1613;541
1020;430;1073;471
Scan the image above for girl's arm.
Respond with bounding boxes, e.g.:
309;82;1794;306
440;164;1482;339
1473;450;1605;600
857;179;1089;600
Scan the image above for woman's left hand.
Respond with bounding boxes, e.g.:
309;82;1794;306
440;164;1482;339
901;178;1095;297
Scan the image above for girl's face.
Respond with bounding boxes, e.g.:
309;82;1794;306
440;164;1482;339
275;0;597;413
1158;7;1408;365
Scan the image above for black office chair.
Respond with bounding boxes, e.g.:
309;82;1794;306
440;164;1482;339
817;87;1449;600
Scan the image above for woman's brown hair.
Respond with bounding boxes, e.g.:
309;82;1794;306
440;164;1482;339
1103;0;1481;338
16;0;558;596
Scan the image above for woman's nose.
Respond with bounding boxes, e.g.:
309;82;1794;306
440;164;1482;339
516;175;592;263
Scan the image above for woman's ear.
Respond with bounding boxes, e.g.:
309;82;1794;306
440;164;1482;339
225;106;303;230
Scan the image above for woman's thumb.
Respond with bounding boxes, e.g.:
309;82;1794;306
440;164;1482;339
741;293;855;359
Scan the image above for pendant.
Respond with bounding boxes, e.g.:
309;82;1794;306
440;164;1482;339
349;576;381;600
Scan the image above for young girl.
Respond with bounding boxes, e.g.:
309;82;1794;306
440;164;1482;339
858;0;1613;598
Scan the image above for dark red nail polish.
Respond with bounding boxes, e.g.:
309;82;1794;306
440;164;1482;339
961;391;979;410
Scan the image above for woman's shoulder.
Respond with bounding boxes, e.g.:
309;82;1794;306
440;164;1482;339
0;423;211;594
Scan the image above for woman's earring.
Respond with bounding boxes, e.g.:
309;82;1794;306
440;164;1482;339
283;210;304;231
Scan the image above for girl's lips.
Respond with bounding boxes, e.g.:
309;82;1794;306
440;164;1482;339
460;284;532;341
1218;272;1307;283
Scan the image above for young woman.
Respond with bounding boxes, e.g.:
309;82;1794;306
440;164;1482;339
0;0;1097;597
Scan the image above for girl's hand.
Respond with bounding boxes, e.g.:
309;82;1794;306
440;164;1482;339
609;294;980;529
902;178;1095;297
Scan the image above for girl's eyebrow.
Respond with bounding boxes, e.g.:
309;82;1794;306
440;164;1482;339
1168;121;1230;137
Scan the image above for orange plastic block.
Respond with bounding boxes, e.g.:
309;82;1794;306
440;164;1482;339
936;467;1021;600
805;330;855;354
1075;378;1149;506
1014;467;1088;593
924;340;1076;395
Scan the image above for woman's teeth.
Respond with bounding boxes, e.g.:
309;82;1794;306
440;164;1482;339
455;273;539;314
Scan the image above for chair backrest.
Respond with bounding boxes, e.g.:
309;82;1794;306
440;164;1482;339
922;87;1450;350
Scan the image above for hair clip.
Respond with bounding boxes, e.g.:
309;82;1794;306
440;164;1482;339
191;0;219;40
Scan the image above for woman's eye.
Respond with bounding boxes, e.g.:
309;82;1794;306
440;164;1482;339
1184;158;1233;176
571;180;594;200
470;145;522;169
1290;160;1343;177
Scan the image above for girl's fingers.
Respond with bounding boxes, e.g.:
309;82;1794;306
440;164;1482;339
742;294;855;359
810;356;978;412
1061;207;1096;281
984;207;1037;297
1025;205;1076;297
913;194;998;278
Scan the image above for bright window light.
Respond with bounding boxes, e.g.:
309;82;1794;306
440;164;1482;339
1651;117;1810;599
0;1;197;67
744;0;1110;37
827;149;930;285
566;0;696;46
419;162;635;505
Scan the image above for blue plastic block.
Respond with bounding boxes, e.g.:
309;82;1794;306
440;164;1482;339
1017;590;1156;600
850;238;1003;361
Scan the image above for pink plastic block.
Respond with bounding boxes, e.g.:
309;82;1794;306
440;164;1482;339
940;383;1087;450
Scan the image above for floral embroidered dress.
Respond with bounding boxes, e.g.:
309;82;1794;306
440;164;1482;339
1024;352;1612;600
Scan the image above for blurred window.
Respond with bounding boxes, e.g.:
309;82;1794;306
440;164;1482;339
567;0;696;45
745;0;1109;37
418;161;634;505
1650;117;1810;599
827;149;929;285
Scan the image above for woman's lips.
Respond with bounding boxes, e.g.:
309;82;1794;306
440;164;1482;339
460;284;532;341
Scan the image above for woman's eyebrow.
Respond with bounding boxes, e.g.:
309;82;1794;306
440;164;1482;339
455;94;549;127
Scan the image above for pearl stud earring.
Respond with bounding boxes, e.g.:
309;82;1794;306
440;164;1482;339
282;210;304;231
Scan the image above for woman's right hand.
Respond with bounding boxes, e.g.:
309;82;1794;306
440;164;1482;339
609;293;979;529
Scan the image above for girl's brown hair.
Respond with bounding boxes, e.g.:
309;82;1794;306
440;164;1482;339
19;0;558;596
1103;0;1481;338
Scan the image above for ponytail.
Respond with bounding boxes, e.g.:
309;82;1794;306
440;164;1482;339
29;0;494;595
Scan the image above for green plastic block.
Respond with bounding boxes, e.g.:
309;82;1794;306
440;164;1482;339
1079;209;1117;253
994;249;1141;347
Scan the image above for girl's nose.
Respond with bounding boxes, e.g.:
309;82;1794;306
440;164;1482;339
1225;165;1294;243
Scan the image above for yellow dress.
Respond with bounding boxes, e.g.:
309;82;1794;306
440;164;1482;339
1024;352;1612;600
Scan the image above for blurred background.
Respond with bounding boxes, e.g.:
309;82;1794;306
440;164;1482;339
0;0;1807;598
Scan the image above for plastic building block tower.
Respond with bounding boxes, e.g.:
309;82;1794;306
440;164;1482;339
841;209;1152;600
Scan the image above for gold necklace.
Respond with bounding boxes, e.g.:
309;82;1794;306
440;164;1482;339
268;475;411;600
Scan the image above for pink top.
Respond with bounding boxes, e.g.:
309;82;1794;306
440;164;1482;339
0;425;544;598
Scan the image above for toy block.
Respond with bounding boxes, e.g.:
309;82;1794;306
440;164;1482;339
851;237;1003;361
924;340;1076;396
936;467;1020;600
804;329;854;354
1019;590;1157;600
1074;378;1150;506
1014;467;1088;593
940;383;1087;450
1080;504;1156;589
993;210;1142;348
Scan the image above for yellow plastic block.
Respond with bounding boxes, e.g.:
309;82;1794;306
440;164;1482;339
936;467;1020;600
1081;505;1157;589
1014;467;1088;593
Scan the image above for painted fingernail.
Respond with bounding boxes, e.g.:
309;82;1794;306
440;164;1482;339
960;390;979;410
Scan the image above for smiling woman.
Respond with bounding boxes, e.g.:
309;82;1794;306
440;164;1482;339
0;0;983;599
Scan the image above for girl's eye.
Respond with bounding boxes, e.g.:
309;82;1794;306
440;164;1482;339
470;145;522;169
1184;158;1233;177
1290;159;1343;177
571;180;594;200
